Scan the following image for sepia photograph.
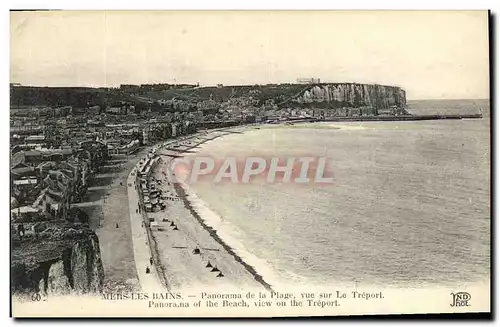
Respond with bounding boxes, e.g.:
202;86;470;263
9;9;491;318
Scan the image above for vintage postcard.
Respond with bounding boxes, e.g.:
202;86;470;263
10;10;490;317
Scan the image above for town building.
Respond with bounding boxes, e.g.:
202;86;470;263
25;135;46;145
142;128;150;145
87;105;101;115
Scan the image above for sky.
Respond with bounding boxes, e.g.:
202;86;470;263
10;10;490;100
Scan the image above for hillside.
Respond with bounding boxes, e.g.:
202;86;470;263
10;82;406;110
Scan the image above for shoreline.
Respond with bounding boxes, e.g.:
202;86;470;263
98;118;463;293
139;121;368;292
172;182;274;292
107;117;485;293
140;126;273;292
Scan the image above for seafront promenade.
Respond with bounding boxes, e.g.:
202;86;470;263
125;133;207;291
127;162;165;292
97;149;150;292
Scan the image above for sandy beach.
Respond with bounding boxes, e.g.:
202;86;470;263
92;125;272;293
135;128;271;292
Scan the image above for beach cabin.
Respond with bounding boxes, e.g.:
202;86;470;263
145;203;152;212
150;221;159;231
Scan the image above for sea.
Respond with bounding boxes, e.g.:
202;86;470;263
186;99;490;289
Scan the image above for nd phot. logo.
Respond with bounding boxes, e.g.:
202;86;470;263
450;292;471;307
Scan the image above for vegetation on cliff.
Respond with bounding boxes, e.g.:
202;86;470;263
11;223;104;296
10;82;406;111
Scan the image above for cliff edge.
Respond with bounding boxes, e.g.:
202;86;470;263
11;223;104;296
10;82;406;111
293;83;406;108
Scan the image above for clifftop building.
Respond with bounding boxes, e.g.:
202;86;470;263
297;78;321;84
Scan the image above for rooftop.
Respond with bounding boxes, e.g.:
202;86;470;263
25;135;46;141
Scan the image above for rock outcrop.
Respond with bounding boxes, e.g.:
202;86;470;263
11;224;104;296
295;83;406;108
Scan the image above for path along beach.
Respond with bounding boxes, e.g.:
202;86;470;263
94;146;153;292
